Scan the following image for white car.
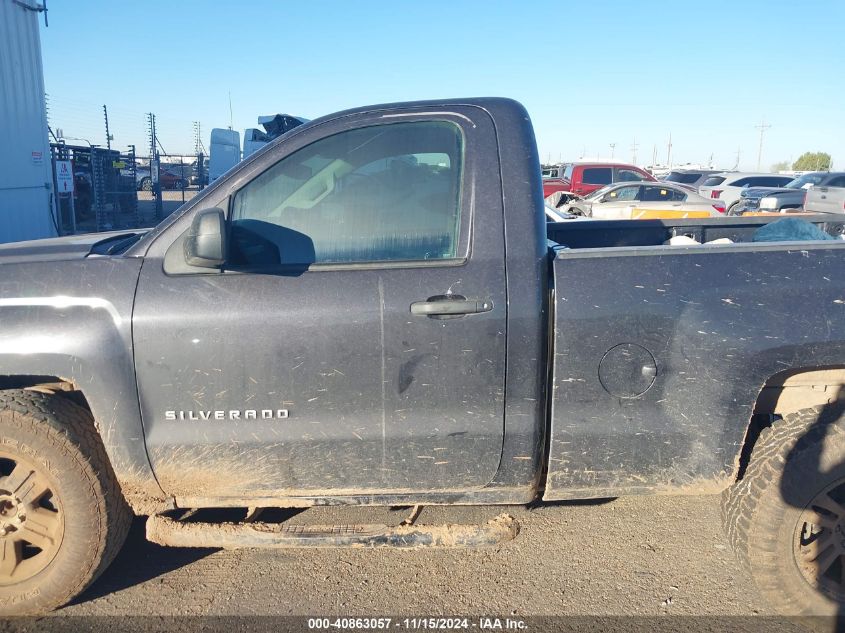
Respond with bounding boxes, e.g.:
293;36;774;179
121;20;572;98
698;172;794;214
559;181;725;219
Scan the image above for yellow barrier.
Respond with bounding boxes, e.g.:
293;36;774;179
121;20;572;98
630;209;714;219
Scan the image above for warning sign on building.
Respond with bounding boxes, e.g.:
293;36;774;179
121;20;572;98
56;160;75;193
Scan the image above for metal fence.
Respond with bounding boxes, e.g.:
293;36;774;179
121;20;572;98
47;100;211;236
135;153;206;226
49;145;207;235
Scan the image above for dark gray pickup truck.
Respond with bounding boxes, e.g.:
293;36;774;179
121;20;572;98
2;98;845;617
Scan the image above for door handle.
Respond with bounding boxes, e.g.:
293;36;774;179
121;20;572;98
410;296;493;317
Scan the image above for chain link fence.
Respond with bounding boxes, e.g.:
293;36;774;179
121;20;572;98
50;145;207;234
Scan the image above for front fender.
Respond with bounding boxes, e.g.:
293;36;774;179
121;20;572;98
0;257;166;512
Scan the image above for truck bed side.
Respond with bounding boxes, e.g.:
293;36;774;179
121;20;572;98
545;220;845;499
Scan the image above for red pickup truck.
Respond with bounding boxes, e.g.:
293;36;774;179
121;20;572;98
542;161;656;198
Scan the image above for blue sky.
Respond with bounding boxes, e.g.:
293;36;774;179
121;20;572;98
41;0;844;170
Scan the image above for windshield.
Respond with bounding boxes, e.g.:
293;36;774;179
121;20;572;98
786;173;826;189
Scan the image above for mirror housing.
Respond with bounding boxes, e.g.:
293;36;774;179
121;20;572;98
184;208;226;268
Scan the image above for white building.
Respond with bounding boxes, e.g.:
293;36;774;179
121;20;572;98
0;0;57;244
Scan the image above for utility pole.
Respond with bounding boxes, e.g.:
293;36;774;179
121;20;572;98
630;138;639;165
147;113;156;161
666;133;673;170
651;144;657;170
103;105;112;152
609;143;616;159
733;146;741;171
193;121;207;191
755;119;771;171
228;91;234;131
193;121;202;155
147;112;162;220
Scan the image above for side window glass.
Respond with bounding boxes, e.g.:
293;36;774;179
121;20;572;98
641;186;671;202
605;186;639;202
582;167;612;185
229;122;463;268
617;169;644;182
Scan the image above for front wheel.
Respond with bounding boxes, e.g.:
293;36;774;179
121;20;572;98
722;404;845;616
0;390;131;614
140;177;152;192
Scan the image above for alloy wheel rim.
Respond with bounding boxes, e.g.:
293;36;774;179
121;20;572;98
793;480;845;600
0;451;64;586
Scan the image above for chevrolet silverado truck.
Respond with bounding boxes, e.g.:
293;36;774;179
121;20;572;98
2;98;845;617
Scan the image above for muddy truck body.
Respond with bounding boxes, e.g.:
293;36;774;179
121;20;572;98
2;98;845;616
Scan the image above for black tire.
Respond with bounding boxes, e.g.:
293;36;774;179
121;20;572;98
726;200;742;216
177;179;188;190
722;404;845;616
140;177;152;192
0;390;131;614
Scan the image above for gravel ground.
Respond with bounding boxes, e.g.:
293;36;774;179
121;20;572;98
57;495;772;617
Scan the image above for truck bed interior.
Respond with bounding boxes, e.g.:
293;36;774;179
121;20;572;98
547;215;845;251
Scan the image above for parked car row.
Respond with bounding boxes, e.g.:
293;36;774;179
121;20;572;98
544;158;845;220
559;181;724;218
542;161;655;198
697;172;795;214
733;172;831;214
542;162;727;219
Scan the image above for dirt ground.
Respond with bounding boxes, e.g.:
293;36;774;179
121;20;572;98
56;495;780;618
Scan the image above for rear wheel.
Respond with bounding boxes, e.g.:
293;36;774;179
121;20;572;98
140;177;152;192
0;390;131;614
722;404;845;616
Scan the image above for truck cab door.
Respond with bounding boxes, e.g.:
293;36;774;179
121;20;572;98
132;107;508;501
810;177;845;213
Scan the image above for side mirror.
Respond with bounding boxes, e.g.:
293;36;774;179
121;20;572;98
185;208;226;268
